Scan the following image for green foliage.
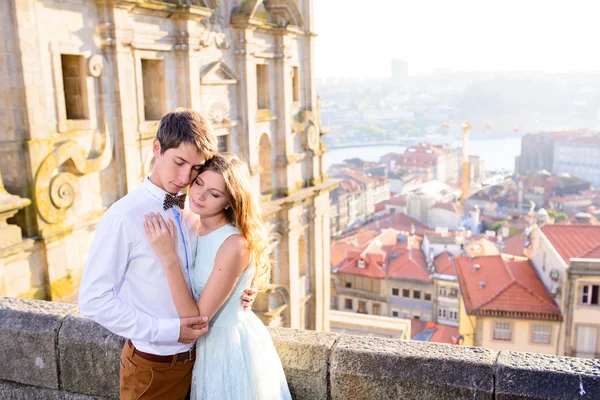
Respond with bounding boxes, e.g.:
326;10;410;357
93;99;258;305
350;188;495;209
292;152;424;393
547;209;568;223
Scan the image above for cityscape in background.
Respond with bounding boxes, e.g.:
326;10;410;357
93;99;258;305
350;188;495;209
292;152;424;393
1;0;599;368
324;58;600;358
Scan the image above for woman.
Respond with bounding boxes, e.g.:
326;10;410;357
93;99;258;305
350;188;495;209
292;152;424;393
143;153;291;400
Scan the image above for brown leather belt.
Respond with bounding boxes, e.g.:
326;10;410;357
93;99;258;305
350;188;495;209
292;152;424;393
126;340;196;363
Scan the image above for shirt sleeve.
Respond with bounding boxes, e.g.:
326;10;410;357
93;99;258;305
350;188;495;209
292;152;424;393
78;209;180;343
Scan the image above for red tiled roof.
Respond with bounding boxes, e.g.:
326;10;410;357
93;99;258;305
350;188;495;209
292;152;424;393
359;213;430;236
429;323;460;344
341;170;378;185
337;228;401;279
338;179;361;193
502;232;526;257
540;225;600;264
454;255;561;321
433;251;456;276
330;230;378;269
388;246;430;282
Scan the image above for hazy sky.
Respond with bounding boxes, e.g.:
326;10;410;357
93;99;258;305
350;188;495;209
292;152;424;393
314;0;600;78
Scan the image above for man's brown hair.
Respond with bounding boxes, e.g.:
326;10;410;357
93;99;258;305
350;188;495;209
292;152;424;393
156;108;218;159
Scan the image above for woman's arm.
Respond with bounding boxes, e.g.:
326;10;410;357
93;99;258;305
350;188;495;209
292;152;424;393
196;234;250;321
144;213;250;320
144;213;200;318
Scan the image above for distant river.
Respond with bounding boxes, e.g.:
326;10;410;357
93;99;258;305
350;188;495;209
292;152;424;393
325;137;522;172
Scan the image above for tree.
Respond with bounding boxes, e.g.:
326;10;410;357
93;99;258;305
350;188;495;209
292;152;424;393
547;209;568;223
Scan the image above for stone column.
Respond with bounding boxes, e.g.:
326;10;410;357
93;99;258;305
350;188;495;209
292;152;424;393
278;211;302;328
273;33;297;196
234;28;261;201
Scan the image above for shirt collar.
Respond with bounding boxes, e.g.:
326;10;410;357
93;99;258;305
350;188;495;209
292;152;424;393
142;176;184;204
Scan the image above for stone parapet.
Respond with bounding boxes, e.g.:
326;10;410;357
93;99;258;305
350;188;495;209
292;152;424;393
1;298;599;399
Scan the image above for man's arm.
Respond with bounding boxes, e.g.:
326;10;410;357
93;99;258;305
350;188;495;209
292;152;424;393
78;210;183;343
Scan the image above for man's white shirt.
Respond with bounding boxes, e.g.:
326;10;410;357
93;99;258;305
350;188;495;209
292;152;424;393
79;177;199;355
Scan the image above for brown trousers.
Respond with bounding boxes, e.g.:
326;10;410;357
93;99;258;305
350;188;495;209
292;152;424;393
120;341;195;400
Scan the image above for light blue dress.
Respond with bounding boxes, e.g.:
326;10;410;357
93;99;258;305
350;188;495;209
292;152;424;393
190;224;292;400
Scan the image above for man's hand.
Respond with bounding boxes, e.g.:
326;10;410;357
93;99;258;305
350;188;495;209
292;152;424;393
241;285;257;311
178;316;209;344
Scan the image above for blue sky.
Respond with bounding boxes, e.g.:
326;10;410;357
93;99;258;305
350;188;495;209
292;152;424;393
314;0;600;78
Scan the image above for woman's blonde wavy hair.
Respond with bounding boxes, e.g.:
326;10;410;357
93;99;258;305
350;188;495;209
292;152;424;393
198;153;271;290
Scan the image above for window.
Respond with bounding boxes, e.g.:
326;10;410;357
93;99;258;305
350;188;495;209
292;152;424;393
402;289;410;298
392;288;399;296
413;290;421;300
438;308;447;318
357;259;366;269
439;287;447;297
345;282;352;289
493;321;512;341
449;288;458;298
357;301;367;314
372;303;381;315
449;311;458;321
292;66;300;102
581;284;599;305
344;299;352;310
256;64;270;110
217;135;228;152
61;54;88;120
532;324;551;344
424;293;432;301
141;59;164;120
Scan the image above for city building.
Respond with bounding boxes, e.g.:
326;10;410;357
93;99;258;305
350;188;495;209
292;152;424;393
527;224;600;358
395;143;459;184
517;171;591;209
553;134;600;188
455;254;562;355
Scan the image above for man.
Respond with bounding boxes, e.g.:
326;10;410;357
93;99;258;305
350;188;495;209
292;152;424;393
79;108;256;399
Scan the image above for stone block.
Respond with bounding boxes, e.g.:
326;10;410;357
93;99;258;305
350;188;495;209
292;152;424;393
58;310;124;400
330;335;495;400
0;297;75;390
494;351;600;399
0;380;105;400
268;327;339;400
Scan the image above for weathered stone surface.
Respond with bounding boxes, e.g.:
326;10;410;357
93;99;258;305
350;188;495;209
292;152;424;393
268;327;340;400
58;310;123;400
0;380;105;399
0;297;76;390
330;335;495;400
494;351;600;399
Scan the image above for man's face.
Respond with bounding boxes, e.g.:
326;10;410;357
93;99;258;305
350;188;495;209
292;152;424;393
150;138;206;195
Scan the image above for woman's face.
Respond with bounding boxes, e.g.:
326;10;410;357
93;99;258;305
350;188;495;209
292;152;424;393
188;169;229;218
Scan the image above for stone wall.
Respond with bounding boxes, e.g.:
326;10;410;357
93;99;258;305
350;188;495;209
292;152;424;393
1;298;599;399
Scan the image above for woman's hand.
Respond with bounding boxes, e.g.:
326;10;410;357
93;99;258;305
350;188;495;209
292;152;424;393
143;212;178;266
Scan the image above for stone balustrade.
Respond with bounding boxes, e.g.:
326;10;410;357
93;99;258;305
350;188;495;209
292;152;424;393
0;297;599;399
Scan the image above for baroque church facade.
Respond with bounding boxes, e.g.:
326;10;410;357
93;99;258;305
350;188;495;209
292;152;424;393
0;0;335;331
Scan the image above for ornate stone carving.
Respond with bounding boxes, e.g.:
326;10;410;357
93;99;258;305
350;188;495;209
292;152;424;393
199;15;229;50
88;55;103;77
208;101;230;124
35;124;113;224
